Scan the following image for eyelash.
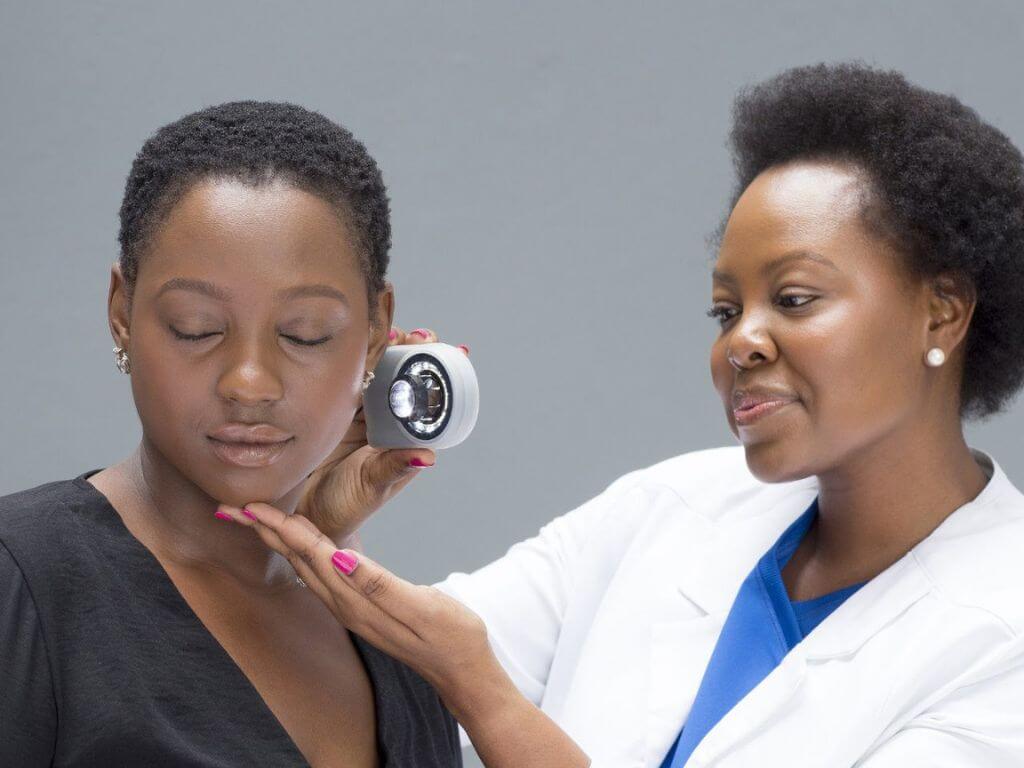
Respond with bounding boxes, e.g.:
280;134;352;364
169;328;332;347
705;294;817;325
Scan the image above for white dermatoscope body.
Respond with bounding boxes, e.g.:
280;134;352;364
364;343;480;449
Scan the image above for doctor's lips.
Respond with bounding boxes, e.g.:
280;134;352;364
207;423;294;468
731;387;799;426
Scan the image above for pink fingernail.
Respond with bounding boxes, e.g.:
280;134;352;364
242;507;258;521
409;329;429;338
214;509;233;522
332;550;359;575
457;344;470;355
409;457;434;468
388;329;397;340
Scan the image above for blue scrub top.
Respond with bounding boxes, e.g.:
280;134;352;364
660;498;866;768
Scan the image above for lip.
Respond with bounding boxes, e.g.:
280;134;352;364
208;436;293;468
208;423;293;444
733;399;796;426
731;387;799;427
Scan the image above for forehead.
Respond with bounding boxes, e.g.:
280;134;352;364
139;177;362;290
715;161;882;278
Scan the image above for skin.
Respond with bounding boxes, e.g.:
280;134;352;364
90;176;434;767
215;158;994;767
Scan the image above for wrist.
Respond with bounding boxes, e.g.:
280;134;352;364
439;656;523;733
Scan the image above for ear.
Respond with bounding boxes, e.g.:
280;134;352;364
108;260;132;349
365;281;395;372
925;271;976;360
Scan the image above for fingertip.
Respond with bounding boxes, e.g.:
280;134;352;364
457;344;470;356
332;549;359;575
407;449;436;469
408;328;436;342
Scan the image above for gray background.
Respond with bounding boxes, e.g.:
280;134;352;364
2;3;1022;765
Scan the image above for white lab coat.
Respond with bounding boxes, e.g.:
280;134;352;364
436;445;1024;767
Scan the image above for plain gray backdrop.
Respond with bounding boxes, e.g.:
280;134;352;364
2;3;1022;765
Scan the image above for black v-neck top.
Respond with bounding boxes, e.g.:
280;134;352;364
0;470;462;767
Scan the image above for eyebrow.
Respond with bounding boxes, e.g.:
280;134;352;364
156;277;350;306
712;250;840;284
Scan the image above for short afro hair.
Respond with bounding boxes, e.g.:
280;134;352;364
118;100;391;312
726;62;1024;420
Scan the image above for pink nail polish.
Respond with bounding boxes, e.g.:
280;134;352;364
388;329;397;340
409;457;434;468
410;329;429;338
242;508;258;521
214;510;233;522
457;344;470;355
332;550;358;575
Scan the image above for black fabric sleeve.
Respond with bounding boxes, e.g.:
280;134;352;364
0;541;57;766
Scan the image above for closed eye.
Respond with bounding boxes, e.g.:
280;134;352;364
169;327;332;346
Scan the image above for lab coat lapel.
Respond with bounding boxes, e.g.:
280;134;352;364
684;553;932;767
644;490;816;765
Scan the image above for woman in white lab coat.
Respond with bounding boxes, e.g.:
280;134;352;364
222;63;1024;766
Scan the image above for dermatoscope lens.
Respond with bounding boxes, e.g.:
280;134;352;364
389;379;416;419
386;357;452;437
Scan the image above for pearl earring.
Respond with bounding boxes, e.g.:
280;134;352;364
925;347;946;367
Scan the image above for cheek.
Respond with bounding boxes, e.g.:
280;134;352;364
289;335;368;457
797;301;920;440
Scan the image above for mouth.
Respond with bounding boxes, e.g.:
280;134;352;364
732;399;797;427
207;437;293;468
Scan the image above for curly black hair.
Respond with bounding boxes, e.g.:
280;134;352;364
118;100;391;313
725;62;1024;419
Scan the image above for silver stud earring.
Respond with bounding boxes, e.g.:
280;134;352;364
361;370;375;392
925;347;946;367
113;345;131;375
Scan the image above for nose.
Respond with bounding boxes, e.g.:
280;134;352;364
215;338;285;406
725;310;778;371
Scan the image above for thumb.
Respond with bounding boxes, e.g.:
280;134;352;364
358;447;436;501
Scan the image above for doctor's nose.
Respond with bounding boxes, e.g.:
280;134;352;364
726;315;777;371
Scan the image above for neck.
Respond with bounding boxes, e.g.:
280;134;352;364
110;436;304;589
808;416;989;585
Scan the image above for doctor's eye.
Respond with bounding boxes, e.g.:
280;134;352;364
776;294;818;310
706;305;739;325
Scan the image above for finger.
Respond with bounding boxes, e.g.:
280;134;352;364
404;327;437;345
326;548;436;638
243;505;427;645
242;503;341;584
456;344;470;356
214;503;340;604
361;447;437;494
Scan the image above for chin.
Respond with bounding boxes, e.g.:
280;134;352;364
196;465;299;507
740;439;815;485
